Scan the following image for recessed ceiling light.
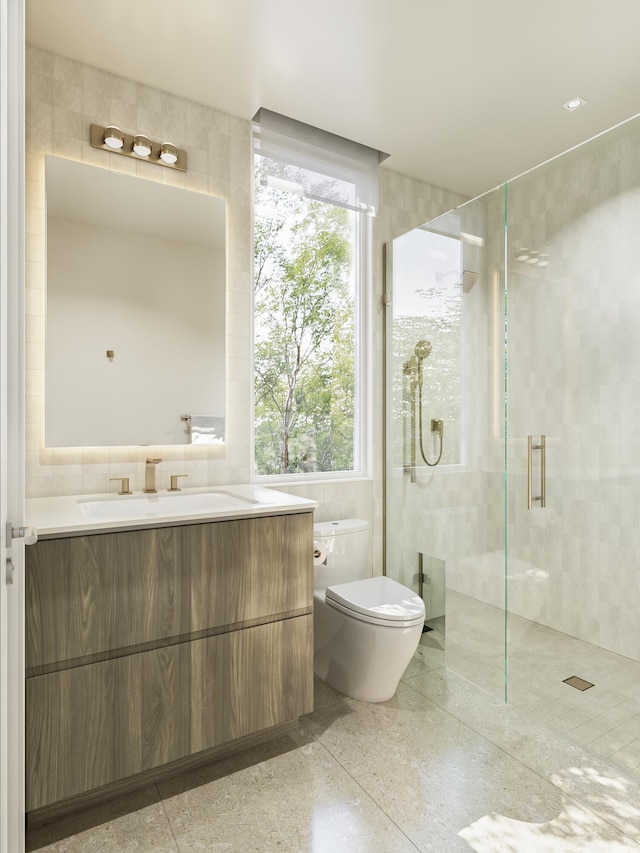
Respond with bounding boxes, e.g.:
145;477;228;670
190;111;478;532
563;96;587;112
514;247;530;262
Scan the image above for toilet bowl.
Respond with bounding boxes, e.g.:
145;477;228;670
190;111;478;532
314;519;425;703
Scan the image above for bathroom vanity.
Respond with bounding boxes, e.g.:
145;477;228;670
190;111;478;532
25;486;316;816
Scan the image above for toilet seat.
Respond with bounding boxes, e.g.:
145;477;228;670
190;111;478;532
325;576;425;629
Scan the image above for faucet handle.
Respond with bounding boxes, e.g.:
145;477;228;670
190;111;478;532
110;477;132;495
168;474;188;492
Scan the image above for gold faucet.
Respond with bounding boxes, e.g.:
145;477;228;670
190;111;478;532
143;457;162;493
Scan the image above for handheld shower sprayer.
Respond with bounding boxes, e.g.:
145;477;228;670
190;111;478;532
414;340;432;387
408;339;444;467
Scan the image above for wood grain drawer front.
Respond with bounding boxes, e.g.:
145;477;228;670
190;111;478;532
188;512;312;635
26;615;313;811
27;512;313;669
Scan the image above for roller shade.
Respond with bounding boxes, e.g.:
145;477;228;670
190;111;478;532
253;108;388;216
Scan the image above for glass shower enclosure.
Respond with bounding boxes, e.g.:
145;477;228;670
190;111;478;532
385;185;507;700
385;114;640;736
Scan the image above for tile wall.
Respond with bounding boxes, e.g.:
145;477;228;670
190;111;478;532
24;45;463;570
389;116;640;664
505;118;640;660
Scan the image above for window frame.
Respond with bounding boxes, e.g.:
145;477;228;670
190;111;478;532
251;149;372;485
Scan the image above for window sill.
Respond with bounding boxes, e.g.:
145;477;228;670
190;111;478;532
253;474;373;488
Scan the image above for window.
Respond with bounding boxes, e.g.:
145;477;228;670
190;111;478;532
252;110;385;480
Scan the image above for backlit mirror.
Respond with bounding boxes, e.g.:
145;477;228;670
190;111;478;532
45;156;226;447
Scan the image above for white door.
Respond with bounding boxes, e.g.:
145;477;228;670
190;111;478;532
1;1;26;851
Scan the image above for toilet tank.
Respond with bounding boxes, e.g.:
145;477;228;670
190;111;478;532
313;518;370;589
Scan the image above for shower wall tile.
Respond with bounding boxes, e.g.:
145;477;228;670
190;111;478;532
447;120;640;663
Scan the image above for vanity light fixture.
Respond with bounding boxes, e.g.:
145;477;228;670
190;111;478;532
103;125;124;150
563;96;587;112
132;134;152;157
90;124;187;171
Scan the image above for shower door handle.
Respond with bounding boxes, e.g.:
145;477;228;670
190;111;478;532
527;435;546;509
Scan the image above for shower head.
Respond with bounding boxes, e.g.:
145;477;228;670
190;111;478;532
414;340;432;361
414;340;432;387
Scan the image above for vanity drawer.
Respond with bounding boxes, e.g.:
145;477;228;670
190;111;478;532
26;512;313;670
26;614;313;810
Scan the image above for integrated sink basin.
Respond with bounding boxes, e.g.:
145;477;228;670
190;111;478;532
26;485;318;538
78;488;259;520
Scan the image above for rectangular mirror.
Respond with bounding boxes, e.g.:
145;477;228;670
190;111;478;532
45;156;226;447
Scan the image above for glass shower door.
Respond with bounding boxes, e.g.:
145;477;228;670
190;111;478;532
385;113;640;763
504;115;640;747
385;186;508;699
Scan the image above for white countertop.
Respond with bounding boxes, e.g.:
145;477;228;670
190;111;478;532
26;485;318;539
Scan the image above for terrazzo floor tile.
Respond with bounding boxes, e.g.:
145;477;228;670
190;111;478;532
443;591;640;785
460;802;640;852
406;666;640;845
304;682;573;852
26;786;179;852
311;674;345;711
610;739;640;774
157;726;420;852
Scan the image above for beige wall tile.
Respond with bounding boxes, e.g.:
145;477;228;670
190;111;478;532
53;106;82;138
53;79;83;113
26;98;52;131
136;107;162;137
52;54;83;87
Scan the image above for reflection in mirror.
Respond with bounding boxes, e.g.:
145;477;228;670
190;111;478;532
45;156;226;447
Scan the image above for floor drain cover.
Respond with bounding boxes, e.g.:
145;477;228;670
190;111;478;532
563;676;594;691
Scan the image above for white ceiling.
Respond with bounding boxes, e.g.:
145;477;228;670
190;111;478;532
26;0;640;198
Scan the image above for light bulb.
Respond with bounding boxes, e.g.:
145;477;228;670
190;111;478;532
159;142;178;165
563;96;586;111
133;134;152;157
103;126;124;150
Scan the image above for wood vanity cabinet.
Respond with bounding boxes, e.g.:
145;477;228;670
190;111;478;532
25;512;314;813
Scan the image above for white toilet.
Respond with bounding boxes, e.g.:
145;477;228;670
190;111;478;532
313;518;425;703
